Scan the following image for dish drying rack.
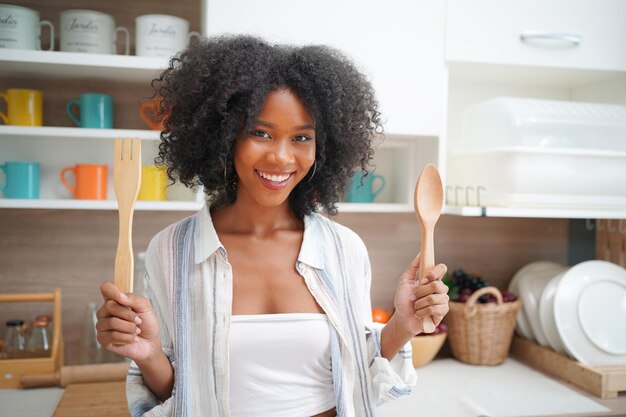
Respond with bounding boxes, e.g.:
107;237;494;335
511;336;626;399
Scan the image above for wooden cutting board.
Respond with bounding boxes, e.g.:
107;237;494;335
53;381;130;417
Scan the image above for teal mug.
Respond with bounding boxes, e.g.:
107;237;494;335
345;171;385;203
66;93;113;128
0;161;40;199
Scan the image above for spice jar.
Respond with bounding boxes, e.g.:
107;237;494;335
35;314;53;343
27;319;51;358
4;319;27;359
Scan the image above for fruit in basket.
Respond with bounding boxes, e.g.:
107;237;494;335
444;269;517;303
372;308;392;323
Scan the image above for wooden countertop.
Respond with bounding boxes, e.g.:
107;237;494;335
53;382;129;417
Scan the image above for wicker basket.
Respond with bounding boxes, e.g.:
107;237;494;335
444;286;521;365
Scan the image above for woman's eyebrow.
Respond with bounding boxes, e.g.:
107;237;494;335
255;119;315;131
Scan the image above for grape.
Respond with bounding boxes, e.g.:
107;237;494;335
502;291;518;303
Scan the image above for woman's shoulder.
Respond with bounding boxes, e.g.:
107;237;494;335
145;213;198;260
309;213;368;256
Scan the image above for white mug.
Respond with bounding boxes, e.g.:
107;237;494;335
135;14;200;58
60;9;129;55
0;3;54;50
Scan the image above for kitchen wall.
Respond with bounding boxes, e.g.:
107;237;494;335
0;209;568;365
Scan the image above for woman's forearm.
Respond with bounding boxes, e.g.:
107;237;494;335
135;349;175;402
380;313;415;361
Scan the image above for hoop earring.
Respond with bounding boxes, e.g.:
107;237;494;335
307;160;317;182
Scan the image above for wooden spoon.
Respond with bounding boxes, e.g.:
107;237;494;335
414;163;444;333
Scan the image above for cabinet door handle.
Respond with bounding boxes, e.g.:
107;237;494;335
520;31;582;47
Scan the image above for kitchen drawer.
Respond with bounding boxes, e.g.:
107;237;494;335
445;0;626;72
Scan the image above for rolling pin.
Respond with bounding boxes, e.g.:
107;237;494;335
20;362;129;388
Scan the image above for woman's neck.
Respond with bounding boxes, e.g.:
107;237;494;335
211;194;302;237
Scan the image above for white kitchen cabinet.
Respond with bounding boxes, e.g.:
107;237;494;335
442;0;626;219
203;0;446;138
446;0;626;72
2;0;625;217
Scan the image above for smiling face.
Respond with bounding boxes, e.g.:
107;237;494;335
233;88;316;210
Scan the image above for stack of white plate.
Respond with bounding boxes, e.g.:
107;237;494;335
508;260;626;365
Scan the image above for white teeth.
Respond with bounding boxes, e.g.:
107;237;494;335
258;171;290;182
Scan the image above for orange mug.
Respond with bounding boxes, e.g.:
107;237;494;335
139;98;164;131
60;164;108;200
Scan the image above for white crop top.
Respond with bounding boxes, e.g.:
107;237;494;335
228;313;335;417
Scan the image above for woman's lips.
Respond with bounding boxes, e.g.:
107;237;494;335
255;170;294;190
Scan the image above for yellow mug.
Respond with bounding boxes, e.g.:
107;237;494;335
138;165;167;201
0;89;43;126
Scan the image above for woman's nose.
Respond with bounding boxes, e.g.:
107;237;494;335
266;140;294;165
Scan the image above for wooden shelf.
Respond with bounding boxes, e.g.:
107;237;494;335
0;49;167;82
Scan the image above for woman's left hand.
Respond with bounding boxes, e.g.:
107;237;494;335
393;253;449;336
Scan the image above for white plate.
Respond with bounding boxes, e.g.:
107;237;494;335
518;262;568;348
538;270;568;354
554;260;626;365
509;261;563;341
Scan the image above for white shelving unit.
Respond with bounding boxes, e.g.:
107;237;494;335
0;48;208;211
0;125;203;211
0;49;429;213
0;49;166;82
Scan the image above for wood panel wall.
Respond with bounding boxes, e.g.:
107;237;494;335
0;209;568;365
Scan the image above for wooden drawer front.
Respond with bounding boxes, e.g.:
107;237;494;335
446;0;626;71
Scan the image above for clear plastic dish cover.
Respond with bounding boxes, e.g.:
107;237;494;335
461;97;626;152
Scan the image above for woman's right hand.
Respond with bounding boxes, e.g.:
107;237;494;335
97;282;162;363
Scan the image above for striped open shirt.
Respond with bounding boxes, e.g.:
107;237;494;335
126;205;417;416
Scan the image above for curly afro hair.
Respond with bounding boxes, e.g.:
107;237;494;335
153;35;382;218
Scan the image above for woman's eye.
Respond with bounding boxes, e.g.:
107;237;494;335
251;130;270;139
294;135;313;143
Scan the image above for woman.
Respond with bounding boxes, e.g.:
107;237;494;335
97;35;449;417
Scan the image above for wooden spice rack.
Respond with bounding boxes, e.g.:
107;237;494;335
511;336;626;399
0;289;64;388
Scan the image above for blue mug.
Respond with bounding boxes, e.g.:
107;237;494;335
0;161;40;199
66;93;113;128
345;171;385;203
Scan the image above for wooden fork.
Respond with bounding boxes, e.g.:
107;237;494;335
113;138;142;294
